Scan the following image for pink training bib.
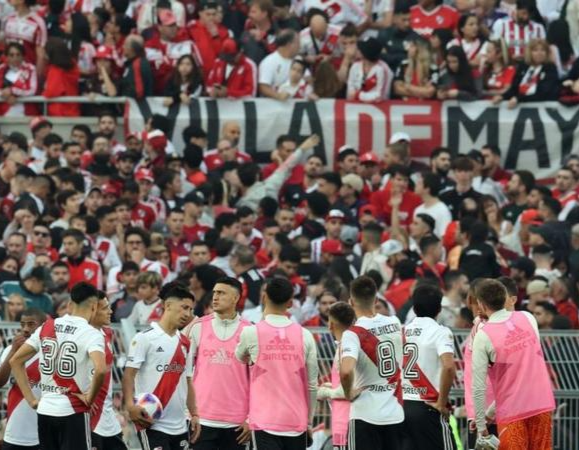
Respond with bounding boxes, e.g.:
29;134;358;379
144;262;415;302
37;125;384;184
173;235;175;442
330;354;349;446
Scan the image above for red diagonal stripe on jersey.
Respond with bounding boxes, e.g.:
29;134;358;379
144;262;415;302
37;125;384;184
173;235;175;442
349;326;379;366
91;328;114;430
40;320;88;413
389;366;403;406
7;358;40;419
403;356;439;402
152;333;190;409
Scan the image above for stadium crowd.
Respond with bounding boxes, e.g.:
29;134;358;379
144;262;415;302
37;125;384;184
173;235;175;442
0;0;578;108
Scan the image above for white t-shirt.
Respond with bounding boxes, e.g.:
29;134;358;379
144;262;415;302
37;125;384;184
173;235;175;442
258;51;293;89
0;345;40;446
125;322;193;435
297;0;367;26
26;315;105;417
126;298;163;326
402;316;454;402
341;314;404;425
414;201;453;238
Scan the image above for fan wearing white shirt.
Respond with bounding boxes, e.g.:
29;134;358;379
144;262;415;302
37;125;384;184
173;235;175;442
347;37;393;102
414;172;452;239
259;29;301;100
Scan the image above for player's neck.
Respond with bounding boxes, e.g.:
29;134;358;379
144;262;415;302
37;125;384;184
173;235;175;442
157;316;178;336
69;307;93;322
216;310;237;321
353;307;376;318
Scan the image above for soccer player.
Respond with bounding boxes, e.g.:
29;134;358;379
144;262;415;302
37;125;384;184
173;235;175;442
90;291;127;450
472;279;555;450
340;275;404;449
317;302;356;450
236;277;318;450
10;282;107;450
401;284;456;450
189;277;251;449
123;285;200;450
0;308;46;450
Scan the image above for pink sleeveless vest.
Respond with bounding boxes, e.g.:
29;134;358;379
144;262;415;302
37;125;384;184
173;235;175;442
484;311;555;424
463;319;494;419
330;354;349;446
249;321;308;432
193;315;250;424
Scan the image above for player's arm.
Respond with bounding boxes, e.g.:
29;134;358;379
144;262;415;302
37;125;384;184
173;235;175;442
122;367;154;427
186;377;201;443
428;353;455;417
303;330;319;428
339;330;360;401
472;330;493;435
85;350;107;404
235;327;256;365
9;344;39;409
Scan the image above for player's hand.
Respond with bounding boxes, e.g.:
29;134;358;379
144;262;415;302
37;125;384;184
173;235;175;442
27;398;39;410
73;392;91;407
127;405;154;428
235;422;251;444
475;431;500;450
427;401;450;419
10;334;27;353
190;415;201;443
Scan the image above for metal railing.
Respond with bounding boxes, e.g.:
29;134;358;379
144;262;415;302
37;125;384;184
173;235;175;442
0;322;576;448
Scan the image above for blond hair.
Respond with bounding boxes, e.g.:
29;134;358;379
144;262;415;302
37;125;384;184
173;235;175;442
406;40;432;85
136;271;163;289
524;38;550;66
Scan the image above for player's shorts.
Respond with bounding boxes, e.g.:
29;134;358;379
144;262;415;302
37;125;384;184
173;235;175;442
251;430;308;450
2;443;40;450
91;432;127;450
497;411;552;450
138;429;189;450
38;412;91;450
402;400;456;450
348;419;402;450
192;425;249;450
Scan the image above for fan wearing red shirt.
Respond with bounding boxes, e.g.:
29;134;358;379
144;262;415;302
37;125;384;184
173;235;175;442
481;145;511;184
262;135;305;186
188;0;229;77
371;164;422;227
204;139;252;173
410;0;459;39
42;38;80;117
61;229;103;290
121;181;157;230
206;39;258;98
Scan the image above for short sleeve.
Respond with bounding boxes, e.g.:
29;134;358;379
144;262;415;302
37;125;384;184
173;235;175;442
125;332;149;369
258;58;274;85
25;327;41;352
85;328;105;355
340;330;360;361
435;327;454;356
0;345;11;365
185;343;194;377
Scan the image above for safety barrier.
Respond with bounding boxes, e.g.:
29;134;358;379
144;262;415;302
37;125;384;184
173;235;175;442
0;322;576;448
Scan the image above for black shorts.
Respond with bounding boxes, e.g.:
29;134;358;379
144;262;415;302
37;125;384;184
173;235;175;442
3;443;40;450
137;429;189;450
348;420;402;450
38;412;91;450
402;401;456;450
91;432;127;450
191;425;249;450
251;430;307;450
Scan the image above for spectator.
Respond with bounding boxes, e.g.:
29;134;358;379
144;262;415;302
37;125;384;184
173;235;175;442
448;13;487;70
458;221;501;280
60;228;103;290
242;0;278;64
63;12;96;80
502;170;535;224
299;8;341;67
137;0;186;31
3;294;26;321
258;29;300;99
546;17;574;77
85;45;119;97
0;43;38;117
392;38;438;100
298;0;367;28
481;39;516;98
414;172;452;238
262;135;303;186
437;46;481;101
492;0;546;61
438;269;469;327
481;144;511;185
429;147;455;193
410;0;459;39
378;3;421;73
278;58;313;99
207;39;257;98
533;301;558;329
120;35;154;99
126;271;164;325
440;156;482;220
189;0;229;75
551;277;579;328
312;60;342;98
0;267;53;314
42;38;80;117
333;23;358;84
347;37;393;102
429;28;455;68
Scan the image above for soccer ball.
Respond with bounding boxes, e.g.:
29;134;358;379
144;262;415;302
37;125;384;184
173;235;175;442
134;393;163;421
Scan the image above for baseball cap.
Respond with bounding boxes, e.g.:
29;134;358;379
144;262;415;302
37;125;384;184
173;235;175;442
102;183;120;196
94;45;114;60
357;37;382;62
321;239;343;256
135;168;155;183
30;116;52;133
520;209;541;225
467;149;484;166
158;9;177;26
526;279;549;296
144;129;168;153
220;39;238;56
510;257;536;279
340;226;359;246
325;209;346;222
360;152;379;165
341;174;364;193
528;225;554;243
125;131;142;141
380;239;404;257
359;204;378;217
389;132;411;144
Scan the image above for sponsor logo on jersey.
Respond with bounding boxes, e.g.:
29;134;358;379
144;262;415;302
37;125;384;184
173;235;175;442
156;362;185;373
265;334;295;351
203;348;234;365
156;346;164;352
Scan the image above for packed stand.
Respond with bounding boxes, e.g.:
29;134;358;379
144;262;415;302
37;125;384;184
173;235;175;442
0;0;578;106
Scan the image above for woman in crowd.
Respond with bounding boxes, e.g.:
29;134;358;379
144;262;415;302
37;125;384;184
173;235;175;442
430;28;454;69
347;37;393;102
4;294;25;321
393;38;438;100
3;203;40;242
448;13;487;71
547;19;575;77
63;12;97;82
480;195;512;239
85;45;118;97
0;43;38;116
312;59;343;98
437;46;481;100
481;39;516;98
496;38;559;108
42;38;81;116
278;58;313;99
163;55;204;106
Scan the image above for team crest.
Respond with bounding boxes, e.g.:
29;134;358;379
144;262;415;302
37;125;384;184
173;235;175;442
84;269;95;280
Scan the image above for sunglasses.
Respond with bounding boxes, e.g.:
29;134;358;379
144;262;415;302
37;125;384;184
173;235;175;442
34;231;50;238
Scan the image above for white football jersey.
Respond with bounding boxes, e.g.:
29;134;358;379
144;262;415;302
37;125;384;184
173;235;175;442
341;314;404;425
26;315;105;417
402;317;454;402
0;345;41;446
125;322;193;435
